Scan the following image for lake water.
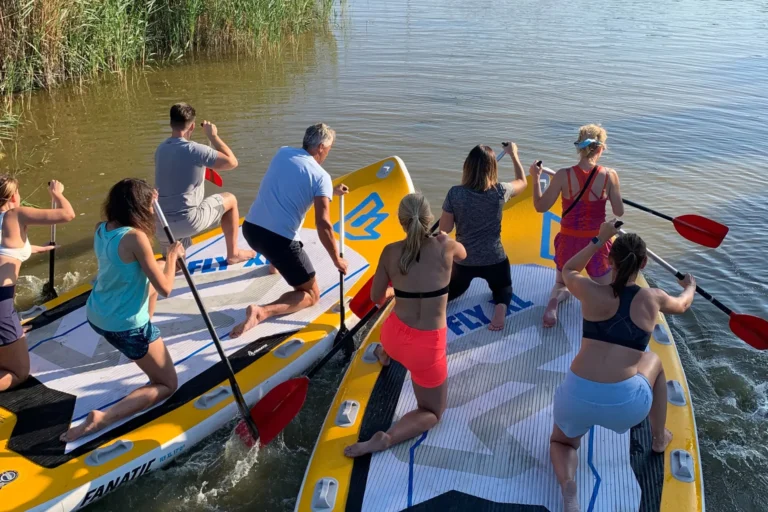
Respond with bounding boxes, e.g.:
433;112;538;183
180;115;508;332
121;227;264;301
4;0;768;509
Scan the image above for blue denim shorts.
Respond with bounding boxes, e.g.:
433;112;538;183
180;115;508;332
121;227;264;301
553;370;653;438
89;320;162;361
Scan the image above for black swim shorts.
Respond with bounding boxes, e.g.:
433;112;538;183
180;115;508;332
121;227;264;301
242;221;316;287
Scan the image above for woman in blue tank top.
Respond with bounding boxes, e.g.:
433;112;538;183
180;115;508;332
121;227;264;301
549;221;697;512
61;179;185;442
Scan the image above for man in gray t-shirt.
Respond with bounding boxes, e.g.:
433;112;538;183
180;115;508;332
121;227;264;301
154;102;254;263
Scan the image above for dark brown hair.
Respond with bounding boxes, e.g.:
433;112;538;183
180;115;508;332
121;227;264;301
103;179;156;239
462;145;498;192
609;233;646;297
170;102;195;130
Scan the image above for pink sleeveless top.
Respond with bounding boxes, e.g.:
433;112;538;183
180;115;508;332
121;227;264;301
560;165;609;238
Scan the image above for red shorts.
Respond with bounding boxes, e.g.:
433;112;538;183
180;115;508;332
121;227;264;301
554;233;613;278
380;312;447;389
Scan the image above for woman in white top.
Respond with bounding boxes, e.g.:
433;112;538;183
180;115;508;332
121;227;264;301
0;177;75;391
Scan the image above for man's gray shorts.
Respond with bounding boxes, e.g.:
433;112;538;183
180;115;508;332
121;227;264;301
157;194;226;251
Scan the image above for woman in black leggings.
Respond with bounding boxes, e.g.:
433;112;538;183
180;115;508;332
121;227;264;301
439;142;528;330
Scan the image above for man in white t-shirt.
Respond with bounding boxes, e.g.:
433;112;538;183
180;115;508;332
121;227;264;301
231;123;348;338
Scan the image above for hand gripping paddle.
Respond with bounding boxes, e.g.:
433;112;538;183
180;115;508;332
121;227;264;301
235;193;363;446
539;166;729;248
154;200;261;442
619;228;768;350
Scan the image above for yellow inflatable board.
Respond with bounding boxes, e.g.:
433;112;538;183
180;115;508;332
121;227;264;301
0;157;414;512
295;179;705;512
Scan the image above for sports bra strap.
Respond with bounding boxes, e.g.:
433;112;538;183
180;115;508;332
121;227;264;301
394;285;450;299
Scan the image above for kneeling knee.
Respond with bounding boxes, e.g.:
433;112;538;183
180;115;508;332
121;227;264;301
17;366;30;383
221;192;237;210
307;287;320;306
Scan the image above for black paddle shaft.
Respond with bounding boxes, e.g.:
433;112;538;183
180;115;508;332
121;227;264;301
43;196;58;298
158;224;260;442
622;198;674;222
307;298;389;380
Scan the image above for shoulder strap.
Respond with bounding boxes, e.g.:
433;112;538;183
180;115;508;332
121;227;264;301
561;165;599;219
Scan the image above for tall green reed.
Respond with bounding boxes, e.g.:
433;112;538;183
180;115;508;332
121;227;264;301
0;0;334;95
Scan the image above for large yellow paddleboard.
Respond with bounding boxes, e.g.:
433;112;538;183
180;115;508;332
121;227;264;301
0;157;414;511
295;178;705;511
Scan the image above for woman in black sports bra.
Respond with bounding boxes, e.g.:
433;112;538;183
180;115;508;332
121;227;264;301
344;193;466;459
549;221;696;512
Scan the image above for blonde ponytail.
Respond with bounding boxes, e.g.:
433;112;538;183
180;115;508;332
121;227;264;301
398;193;433;275
0;175;19;207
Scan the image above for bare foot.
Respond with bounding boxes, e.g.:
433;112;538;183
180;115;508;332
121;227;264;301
652;428;673;453
562;479;579;512
227;248;257;265
374;345;390;366
344;431;391;458
268;264;279;275
489;303;506;331
230;305;265;338
543;298;559;328
60;410;106;443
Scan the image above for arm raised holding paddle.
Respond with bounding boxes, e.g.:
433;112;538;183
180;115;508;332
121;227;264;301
202;121;238;171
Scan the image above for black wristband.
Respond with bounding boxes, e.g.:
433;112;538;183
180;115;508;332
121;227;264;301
591;236;601;245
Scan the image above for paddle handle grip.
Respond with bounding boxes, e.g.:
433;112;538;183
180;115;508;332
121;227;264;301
622;229;734;317
154;200;260;441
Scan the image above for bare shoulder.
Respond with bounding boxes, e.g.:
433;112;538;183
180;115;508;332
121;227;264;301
121;229;148;250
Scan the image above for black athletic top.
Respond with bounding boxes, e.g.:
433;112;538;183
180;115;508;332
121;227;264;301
582;285;652;351
393;286;450;299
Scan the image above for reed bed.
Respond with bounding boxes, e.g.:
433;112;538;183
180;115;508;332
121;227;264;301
0;0;334;95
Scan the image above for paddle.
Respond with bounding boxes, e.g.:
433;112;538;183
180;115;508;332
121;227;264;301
205;167;223;187
622;198;728;249
153;199;261;442
539;165;728;248
42;195;58;299
235;198;357;446
618;228;768;350
338;195;354;357
349;147;510;318
236;297;391;447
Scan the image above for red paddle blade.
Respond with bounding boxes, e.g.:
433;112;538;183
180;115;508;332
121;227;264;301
205;167;224;187
350;277;375;318
235;376;310;447
673;215;729;249
729;313;768;350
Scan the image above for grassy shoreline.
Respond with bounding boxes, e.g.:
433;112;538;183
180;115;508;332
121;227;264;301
0;0;334;96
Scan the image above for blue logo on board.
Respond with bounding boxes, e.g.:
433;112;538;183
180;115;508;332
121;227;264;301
334;192;388;241
540;211;560;261
446;294;535;336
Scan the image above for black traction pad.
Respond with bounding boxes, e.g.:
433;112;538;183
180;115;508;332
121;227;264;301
1;299;296;468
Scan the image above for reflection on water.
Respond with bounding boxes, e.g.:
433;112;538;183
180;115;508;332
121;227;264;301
5;0;768;509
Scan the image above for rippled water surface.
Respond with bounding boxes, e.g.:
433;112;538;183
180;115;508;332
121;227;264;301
5;0;768;510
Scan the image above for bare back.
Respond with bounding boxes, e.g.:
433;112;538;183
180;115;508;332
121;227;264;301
380;236;454;331
570;282;659;383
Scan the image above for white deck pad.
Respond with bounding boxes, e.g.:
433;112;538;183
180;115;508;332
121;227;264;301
25;227;367;452
363;264;641;512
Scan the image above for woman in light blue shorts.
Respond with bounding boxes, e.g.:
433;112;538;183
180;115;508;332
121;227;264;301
60;179;185;443
550;221;697;512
